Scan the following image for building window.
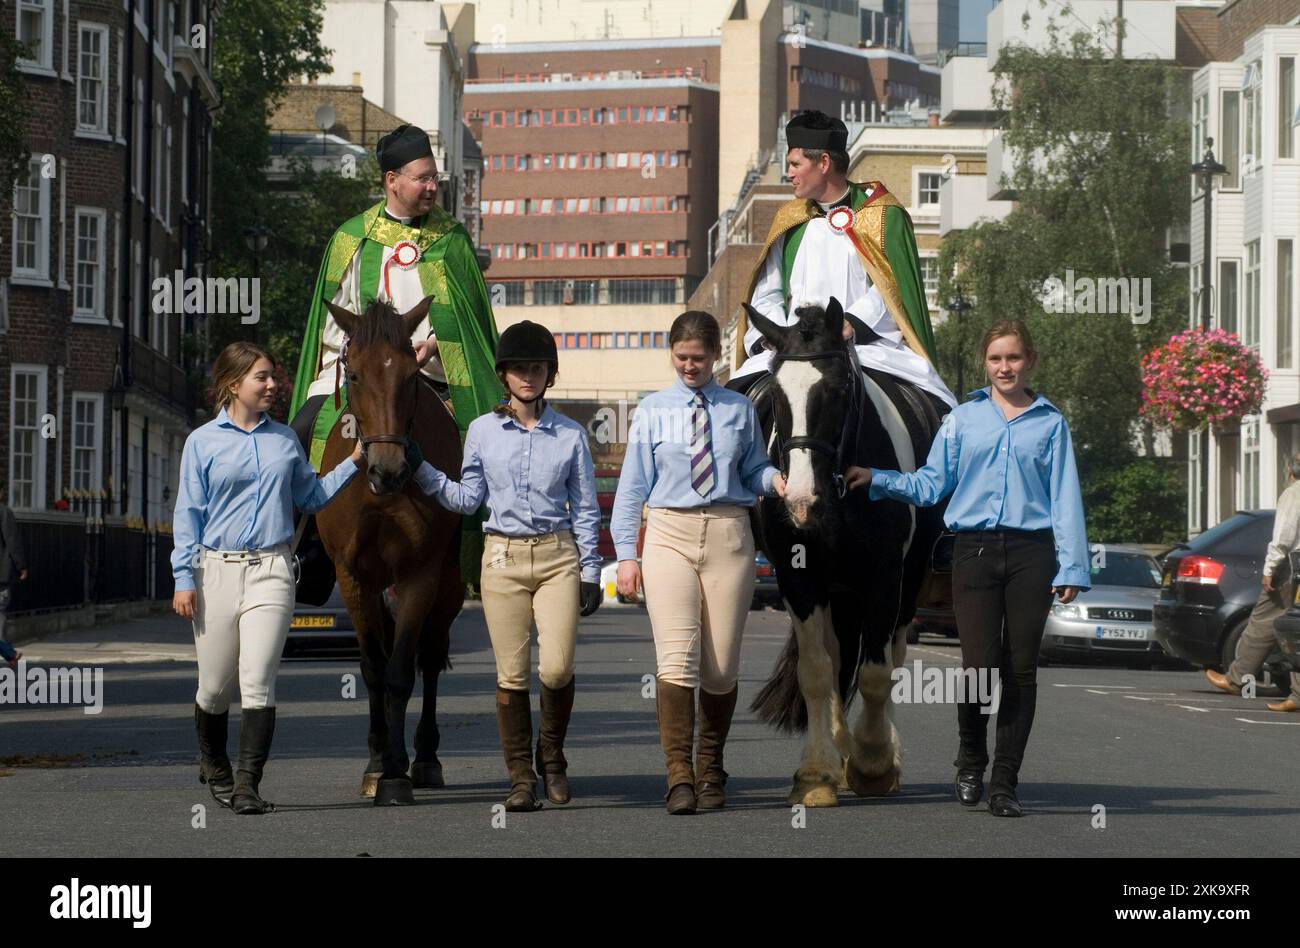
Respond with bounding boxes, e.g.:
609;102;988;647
1243;416;1260;511
1244;60;1262;177
1218;259;1239;336
74;208;107;319
12;158;49;281
918;170;942;205
71;394;104;493
1280;57;1295;161
1280;239;1295;369
608;279;676;305
17;0;54;70
1221;89;1240;189
1245;241;1261;348
9;365;48;510
134;79;145;196
77;24;109;133
1192;92;1208;164
919;255;940;308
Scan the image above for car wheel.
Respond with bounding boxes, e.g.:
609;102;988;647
1219;618;1248;674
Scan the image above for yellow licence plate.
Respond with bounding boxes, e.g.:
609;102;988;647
291;616;336;629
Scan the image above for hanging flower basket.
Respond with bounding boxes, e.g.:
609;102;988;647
1139;328;1266;432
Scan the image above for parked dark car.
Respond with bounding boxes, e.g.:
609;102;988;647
752;551;783;610
909;532;958;642
284;583;359;659
1153;510;1293;692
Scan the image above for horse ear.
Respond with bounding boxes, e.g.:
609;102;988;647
743;302;788;352
400;296;434;341
824;296;845;334
325;300;359;337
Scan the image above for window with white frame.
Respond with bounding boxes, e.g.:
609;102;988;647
17;0;54;71
116;30;125;140
134;79;144;197
1218;258;1239;336
1280;57;1295;161
916;171;942;208
1243;416;1260;511
77;24;109;133
1280;239;1295;369
152;105;165;214
1245;240;1261;348
163;124;172;227
71;393;103;494
12;158;49;281
919;254;940;309
1244;60;1263;177
1192;92;1208;162
9;364;48;510
73;208;107;319
1221;89;1241;189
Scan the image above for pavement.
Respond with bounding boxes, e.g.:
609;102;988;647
1;602;1297;858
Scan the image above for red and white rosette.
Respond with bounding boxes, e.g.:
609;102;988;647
826;205;856;234
383;240;422;299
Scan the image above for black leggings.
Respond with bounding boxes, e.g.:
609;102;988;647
950;528;1057;795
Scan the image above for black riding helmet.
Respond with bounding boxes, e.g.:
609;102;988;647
495;320;558;370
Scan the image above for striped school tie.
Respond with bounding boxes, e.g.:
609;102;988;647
690;390;717;497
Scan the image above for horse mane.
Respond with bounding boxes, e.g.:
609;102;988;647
348;300;415;354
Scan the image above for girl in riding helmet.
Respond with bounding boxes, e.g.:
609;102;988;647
406;320;601;812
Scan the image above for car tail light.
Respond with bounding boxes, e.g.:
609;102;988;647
1176;555;1224;585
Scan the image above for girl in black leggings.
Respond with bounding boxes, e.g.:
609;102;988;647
846;319;1090;817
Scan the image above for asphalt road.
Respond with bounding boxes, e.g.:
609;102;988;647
2;602;1297;858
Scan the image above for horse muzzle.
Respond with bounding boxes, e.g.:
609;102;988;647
366;460;411;496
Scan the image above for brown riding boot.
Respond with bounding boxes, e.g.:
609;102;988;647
535;676;576;805
656;678;697;815
496;687;541;812
695;685;738;809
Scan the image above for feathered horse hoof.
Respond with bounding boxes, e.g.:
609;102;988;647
788;773;839;807
845;760;900;797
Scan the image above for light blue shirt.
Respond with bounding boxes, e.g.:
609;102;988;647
868;387;1091;589
171;407;359;592
413;405;603;583
611;377;779;562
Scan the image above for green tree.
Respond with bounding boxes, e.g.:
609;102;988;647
0;9;32;190
1083;458;1185;545
937;5;1190;534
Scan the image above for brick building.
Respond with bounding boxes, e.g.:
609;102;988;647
2;0;218;616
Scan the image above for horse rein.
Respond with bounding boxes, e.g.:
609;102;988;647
771;346;864;500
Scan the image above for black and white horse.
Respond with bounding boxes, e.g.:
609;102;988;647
742;298;949;807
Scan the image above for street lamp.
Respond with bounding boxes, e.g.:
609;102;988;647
242;222;272;342
1190;139;1228;533
946;289;972;399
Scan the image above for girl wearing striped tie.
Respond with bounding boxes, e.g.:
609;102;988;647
612;311;787;814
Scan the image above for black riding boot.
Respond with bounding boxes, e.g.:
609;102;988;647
989;682;1037;816
231;707;277;815
953;698;989;806
195;704;234;809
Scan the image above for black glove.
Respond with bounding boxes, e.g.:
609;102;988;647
579;581;602;617
404;437;424;473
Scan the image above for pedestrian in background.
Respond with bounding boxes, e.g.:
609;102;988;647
0;489;29;646
1205;453;1300;712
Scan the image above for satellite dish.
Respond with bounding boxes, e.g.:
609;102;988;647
314;104;337;132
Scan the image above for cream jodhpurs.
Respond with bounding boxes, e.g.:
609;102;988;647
192;545;295;713
641;506;755;694
479;530;580;691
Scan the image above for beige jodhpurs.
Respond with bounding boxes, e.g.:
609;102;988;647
192;545;295;713
479;529;580;691
641;506;755;694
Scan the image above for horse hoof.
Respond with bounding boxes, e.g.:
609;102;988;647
846;762;901;798
360;772;383;798
373;777;416;806
788;781;838;808
410;761;445;789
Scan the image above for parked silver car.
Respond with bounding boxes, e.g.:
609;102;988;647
1042;544;1174;668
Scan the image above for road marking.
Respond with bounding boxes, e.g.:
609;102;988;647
1052;684;1134;689
908;646;962;663
1235;717;1300;726
1169;705;1249;713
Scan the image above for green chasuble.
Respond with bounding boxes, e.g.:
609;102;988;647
292;200;502;584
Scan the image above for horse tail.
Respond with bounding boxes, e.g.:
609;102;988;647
750;627;808;733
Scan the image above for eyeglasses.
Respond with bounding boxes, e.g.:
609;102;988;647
394;171;445;186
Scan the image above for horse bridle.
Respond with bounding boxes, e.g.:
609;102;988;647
771;345;864;500
338;336;418;453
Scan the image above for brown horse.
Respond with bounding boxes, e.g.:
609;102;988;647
316;297;466;806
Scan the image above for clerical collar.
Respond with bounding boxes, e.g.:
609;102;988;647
383;206;424;228
816;187;853;213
